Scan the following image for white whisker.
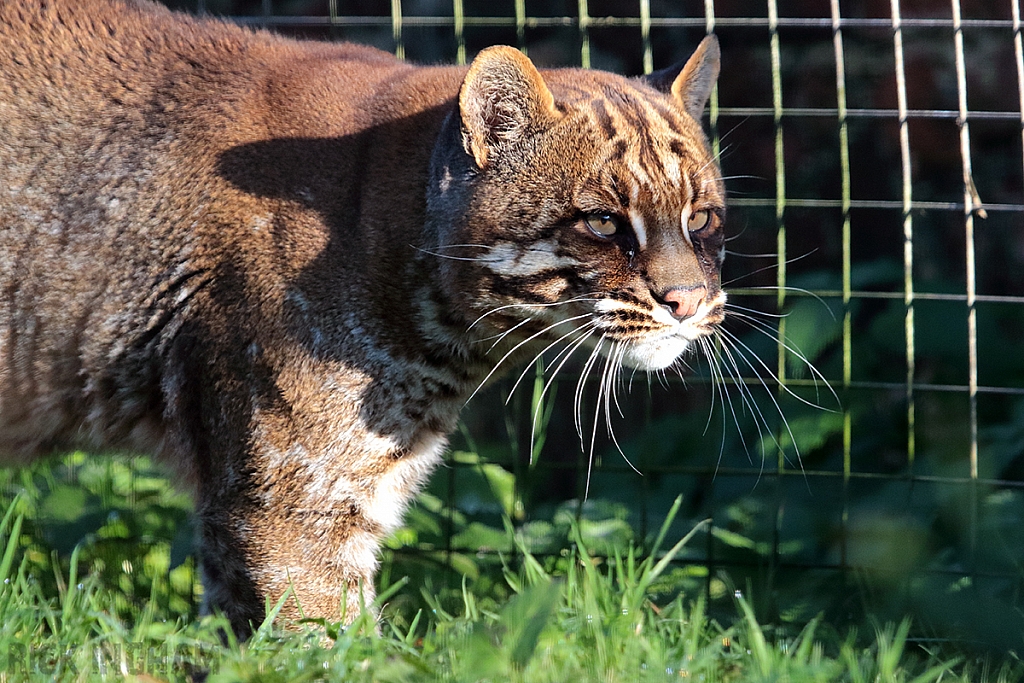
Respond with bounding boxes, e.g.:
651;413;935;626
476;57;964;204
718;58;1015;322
432;243;492;249
721;250;817;287
737;285;834;311
601;342;641;476
529;322;602;460
724;303;790;320
718;328;804;471
413;244;493;262
698;336;732;474
575;336;606;446
714;335;775;472
696;336;719;436
581;336;609;499
506;317;597;404
724;250;790;259
610;342;628;421
718;175;763;182
463;312;595;407
725;314;840;410
467;295;604;330
482;316;533;352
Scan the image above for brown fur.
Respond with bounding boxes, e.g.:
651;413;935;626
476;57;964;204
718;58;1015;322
0;0;724;636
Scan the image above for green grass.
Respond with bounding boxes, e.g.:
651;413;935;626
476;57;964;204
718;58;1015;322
0;458;1019;682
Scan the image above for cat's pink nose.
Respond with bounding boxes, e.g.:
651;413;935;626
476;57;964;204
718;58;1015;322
661;285;706;321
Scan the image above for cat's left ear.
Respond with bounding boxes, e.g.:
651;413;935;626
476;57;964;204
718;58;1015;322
459;46;559;169
645;35;720;121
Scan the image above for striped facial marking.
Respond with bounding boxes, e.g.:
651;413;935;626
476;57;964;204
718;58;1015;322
482;240;581;278
552;81;725;369
439;42;725;375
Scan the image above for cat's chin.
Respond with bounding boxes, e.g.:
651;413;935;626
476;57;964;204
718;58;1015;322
617;336;691;371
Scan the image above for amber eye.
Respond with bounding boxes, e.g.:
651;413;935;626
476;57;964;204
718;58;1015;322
687;209;712;233
583;213;620;237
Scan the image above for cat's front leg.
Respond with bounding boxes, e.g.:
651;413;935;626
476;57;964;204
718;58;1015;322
193;415;446;636
195;460;385;635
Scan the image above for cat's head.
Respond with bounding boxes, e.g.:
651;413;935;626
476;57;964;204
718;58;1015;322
426;37;724;373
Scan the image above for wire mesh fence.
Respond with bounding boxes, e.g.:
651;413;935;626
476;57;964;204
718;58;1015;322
15;0;1024;650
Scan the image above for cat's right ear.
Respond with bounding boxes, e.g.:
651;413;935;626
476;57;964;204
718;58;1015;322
645;35;720;121
459;46;559;169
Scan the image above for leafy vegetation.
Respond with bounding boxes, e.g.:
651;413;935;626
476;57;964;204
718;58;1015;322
0;455;1020;681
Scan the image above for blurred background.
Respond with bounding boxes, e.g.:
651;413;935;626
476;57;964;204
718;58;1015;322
6;0;1024;656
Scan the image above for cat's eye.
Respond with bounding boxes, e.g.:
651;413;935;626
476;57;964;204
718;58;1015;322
687;209;712;233
583;213;620;237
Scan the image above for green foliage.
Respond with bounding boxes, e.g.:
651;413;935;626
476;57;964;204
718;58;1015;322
0;472;1014;682
0;453;198;624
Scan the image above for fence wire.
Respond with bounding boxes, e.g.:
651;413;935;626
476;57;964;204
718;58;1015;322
138;0;1024;644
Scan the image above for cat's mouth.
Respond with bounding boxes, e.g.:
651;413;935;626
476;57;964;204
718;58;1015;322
595;290;726;371
617;335;693;371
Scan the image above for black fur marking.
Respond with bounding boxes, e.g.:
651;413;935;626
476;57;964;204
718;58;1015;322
669;140;690;161
592;99;616;140
606;139;628;165
609;309;651;324
648;98;686;136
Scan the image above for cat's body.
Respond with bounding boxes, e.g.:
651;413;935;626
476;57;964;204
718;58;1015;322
0;0;725;635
